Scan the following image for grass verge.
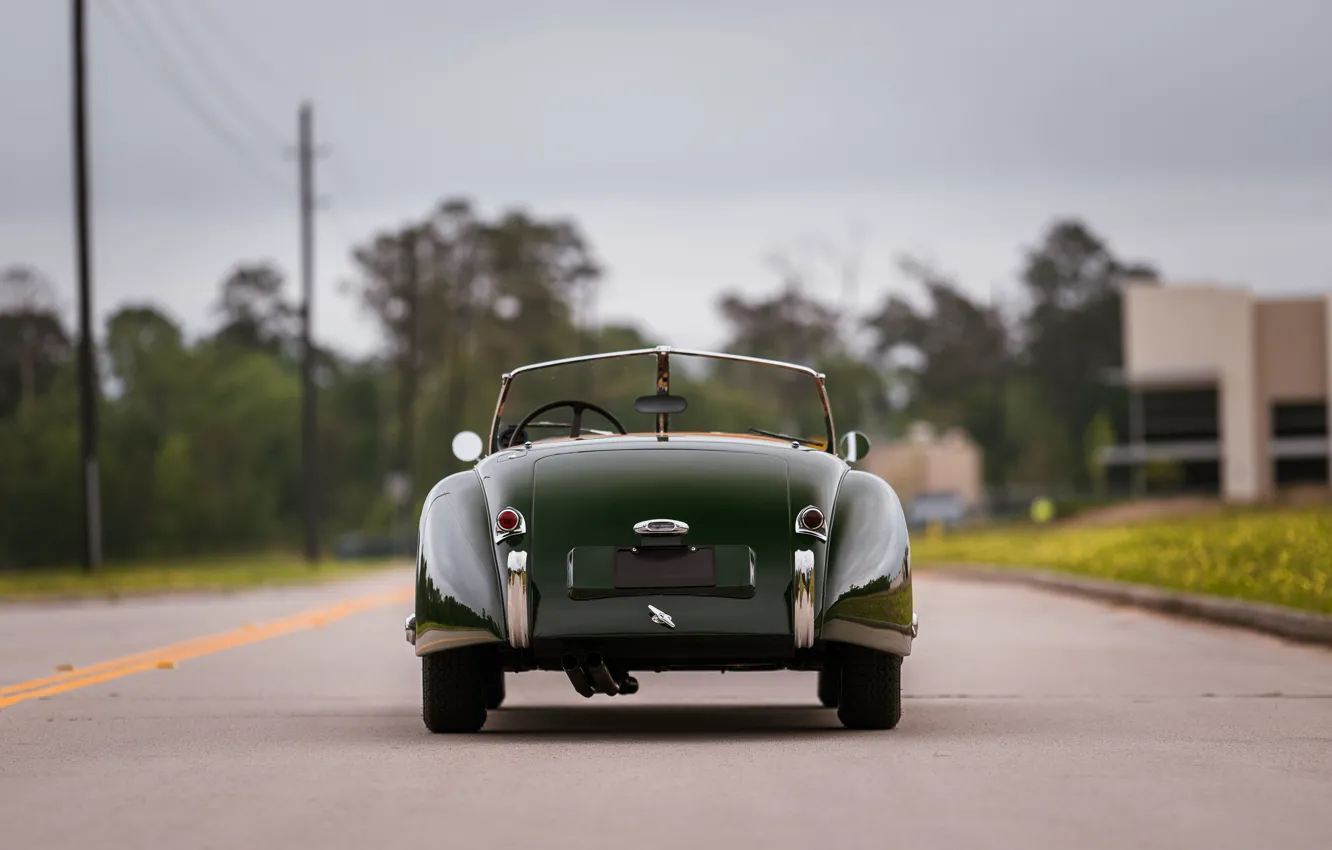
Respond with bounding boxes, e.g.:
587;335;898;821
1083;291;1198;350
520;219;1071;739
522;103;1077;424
912;505;1332;615
0;554;407;601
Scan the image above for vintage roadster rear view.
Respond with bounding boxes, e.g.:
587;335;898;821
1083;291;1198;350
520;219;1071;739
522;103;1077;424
404;347;918;732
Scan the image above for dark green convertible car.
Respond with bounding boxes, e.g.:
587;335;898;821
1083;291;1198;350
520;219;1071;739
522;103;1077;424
404;347;917;732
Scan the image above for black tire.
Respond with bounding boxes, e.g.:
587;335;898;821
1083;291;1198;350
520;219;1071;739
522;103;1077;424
486;667;506;710
422;648;490;733
836;645;902;730
817;664;840;708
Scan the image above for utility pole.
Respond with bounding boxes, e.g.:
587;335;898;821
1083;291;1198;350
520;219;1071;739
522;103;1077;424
71;0;102;574
298;102;320;564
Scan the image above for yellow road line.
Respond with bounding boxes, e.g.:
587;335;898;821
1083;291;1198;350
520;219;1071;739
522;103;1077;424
0;586;412;710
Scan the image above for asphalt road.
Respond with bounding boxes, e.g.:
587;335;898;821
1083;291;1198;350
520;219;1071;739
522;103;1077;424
2;569;1330;850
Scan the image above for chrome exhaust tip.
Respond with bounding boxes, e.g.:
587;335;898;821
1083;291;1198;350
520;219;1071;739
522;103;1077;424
561;654;596;698
584;651;619;696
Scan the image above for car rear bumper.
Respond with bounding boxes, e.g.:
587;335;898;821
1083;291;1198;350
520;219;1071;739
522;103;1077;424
820;614;917;657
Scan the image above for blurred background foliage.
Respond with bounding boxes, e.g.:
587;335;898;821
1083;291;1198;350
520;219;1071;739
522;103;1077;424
0;198;1150;567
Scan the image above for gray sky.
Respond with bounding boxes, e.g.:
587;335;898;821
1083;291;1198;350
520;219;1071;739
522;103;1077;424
3;0;1331;356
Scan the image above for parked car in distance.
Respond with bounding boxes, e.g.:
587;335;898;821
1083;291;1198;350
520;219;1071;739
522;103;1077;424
905;491;969;530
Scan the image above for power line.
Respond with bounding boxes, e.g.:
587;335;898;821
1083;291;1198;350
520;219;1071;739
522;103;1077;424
184;1;377;245
143;0;287;150
193;0;305;96
95;0;291;195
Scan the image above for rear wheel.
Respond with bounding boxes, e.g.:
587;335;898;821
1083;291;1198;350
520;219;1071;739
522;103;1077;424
817;663;840;707
422;647;490;733
486;667;506;710
835;645;902;730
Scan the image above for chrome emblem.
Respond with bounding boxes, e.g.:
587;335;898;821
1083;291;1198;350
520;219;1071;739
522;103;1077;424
648;604;676;629
635;518;689;536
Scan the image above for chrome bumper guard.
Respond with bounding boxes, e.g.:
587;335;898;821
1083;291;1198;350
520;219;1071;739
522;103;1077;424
506;550;530;649
793;549;815;649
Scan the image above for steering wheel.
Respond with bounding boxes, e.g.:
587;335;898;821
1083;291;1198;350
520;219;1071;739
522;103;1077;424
508;399;628;448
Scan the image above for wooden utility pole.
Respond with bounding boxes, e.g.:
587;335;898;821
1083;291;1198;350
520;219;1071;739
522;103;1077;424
71;0;102;573
298;102;320;563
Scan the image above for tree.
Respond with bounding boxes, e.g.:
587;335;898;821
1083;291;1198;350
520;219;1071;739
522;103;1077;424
0;265;70;418
350;198;604;498
717;281;889;440
861;257;1015;482
1018;219;1157;487
865;256;1011;422
105;305;186;417
211;262;296;355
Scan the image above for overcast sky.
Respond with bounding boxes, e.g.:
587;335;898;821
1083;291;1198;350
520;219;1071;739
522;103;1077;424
3;0;1331;356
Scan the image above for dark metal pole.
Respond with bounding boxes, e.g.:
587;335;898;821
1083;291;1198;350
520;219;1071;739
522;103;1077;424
298;102;320;563
72;0;102;573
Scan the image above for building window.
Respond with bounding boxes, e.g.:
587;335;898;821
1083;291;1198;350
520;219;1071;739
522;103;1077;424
1141;388;1219;443
1272;403;1328;439
1274;457;1329;487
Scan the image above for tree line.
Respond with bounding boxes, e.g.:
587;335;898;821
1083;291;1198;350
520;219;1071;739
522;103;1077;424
0;197;1154;567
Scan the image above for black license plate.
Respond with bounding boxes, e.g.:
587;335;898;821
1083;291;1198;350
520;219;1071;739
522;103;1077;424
613;546;716;589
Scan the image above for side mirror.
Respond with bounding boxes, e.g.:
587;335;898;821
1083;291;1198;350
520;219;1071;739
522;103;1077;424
839;430;871;463
451;430;484;463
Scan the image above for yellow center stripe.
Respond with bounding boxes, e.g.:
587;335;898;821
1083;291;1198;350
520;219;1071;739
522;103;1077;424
0;586;413;709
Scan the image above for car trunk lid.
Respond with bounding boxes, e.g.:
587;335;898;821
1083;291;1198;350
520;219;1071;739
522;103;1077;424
528;446;794;639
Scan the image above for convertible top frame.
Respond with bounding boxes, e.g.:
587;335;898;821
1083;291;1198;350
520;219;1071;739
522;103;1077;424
486;346;836;456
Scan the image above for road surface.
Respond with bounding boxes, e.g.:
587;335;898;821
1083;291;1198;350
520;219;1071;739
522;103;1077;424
1;569;1329;850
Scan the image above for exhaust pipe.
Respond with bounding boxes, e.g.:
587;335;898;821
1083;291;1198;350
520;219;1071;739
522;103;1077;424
584;651;619;695
561;654;595;698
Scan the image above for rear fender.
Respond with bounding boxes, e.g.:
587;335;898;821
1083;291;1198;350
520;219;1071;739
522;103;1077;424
820;470;915;656
413;471;508;655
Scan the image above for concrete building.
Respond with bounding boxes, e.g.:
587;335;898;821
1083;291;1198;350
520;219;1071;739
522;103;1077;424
1101;282;1331;501
864;422;983;509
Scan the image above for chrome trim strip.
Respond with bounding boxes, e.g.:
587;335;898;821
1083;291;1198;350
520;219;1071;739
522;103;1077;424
405;614;417;645
795;505;828;542
634;518;690;536
486;347;838;456
815;372;835;454
654;348;670;439
506;346;822;379
911;612;919;638
414;628;503;657
793;549;815;649
506;550;530;649
488;372;514;456
493;506;527;544
820;618;914;657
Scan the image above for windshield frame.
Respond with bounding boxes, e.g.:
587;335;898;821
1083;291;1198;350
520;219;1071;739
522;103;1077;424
486;346;836;455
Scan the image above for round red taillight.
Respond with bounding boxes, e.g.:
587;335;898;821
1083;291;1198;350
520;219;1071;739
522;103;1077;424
496;509;520;532
800;507;825;530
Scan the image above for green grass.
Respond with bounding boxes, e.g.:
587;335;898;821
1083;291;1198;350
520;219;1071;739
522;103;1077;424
0;554;408;601
912;505;1332;615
